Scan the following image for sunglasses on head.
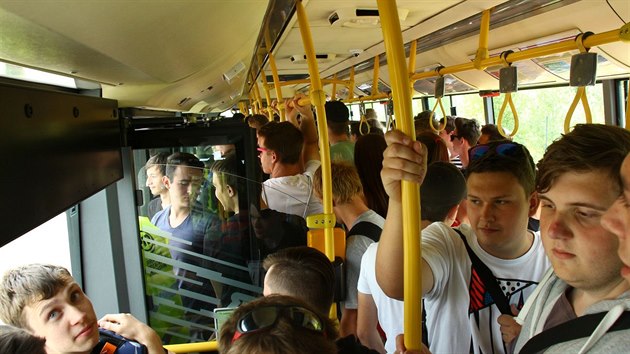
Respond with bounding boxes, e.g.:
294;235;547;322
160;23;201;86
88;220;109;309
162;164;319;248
232;305;325;342
468;142;523;161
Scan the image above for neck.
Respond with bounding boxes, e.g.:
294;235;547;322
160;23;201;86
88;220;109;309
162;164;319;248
421;219;433;230
169;205;190;227
329;133;349;144
160;192;170;207
271;162;303;178
483;230;534;259
459;145;470;167
569;278;630;316
335;198;370;229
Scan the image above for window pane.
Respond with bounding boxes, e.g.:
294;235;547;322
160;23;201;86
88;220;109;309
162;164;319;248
451;93;486;122
0;213;71;285
491;84;605;163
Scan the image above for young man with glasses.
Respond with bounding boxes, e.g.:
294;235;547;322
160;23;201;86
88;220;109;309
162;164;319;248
376;130;549;354
257;94;323;218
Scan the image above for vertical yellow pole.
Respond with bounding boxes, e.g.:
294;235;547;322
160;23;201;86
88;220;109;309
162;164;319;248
268;52;286;121
295;0;335;263
238;101;248;116
349;67;356;100
331;73;338;100
377;0;421;350
261;71;274;120
474;9;491;70
372;55;380;94
253;82;263;114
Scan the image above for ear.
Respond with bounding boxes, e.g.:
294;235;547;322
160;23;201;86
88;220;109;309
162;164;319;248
227;185;236;197
445;204;460;225
162;175;171;189
528;192;540;217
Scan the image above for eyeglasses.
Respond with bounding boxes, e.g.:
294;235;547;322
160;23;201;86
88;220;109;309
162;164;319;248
468;142;523;161
232;305;325;342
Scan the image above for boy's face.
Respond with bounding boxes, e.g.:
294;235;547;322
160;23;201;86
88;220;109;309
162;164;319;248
23;282;99;354
602;155;630;283
466;171;537;259
539;170;623;291
164;165;203;211
145;166;165;196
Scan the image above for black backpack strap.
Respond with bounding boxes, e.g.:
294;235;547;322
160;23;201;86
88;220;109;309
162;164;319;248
453;228;512;315
347;221;382;243
520;311;630;354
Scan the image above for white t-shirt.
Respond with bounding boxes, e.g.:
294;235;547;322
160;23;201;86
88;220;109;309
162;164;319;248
422;222;550;354
262;160;323;218
344;209;384;310
358;242;404;354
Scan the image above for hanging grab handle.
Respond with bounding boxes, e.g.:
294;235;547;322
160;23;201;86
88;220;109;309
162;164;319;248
564;32;596;133
430;74;447;132
359;101;371;135
497;51;519;138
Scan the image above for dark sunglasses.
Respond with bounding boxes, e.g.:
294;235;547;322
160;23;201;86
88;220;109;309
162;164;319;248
232;305;325;342
468;142;523;161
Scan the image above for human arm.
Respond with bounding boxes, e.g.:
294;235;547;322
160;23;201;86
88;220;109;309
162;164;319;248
286;94;320;163
98;313;171;354
340;308;358;338
375;129;433;300
357;293;386;353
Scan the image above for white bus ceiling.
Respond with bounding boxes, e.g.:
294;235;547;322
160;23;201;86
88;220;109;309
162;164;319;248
0;0;628;113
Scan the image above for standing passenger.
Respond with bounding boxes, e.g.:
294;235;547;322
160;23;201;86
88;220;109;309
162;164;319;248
144;152;170;220
357;162;467;353
452;117;481;169
376;130;549;354
313;163;384;338
602;152;630;284
258;95;323;218
510;124;630;353
354;133;389;218
326;100;355;164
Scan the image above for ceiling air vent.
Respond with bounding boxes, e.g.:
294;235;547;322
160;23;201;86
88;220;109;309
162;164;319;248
290;53;337;63
328;8;408;28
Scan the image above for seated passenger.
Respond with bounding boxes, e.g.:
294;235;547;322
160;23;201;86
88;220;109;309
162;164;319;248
0;325;46;354
313;162;385;337
376;130;549;354
258;94;323;218
357;162;467;353
0;264;169;354
510;124;630;353
218;294;338;354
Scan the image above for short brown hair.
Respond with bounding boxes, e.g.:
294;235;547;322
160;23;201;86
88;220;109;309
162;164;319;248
454;117;481;146
218;295;338;354
536;124;630;194
262;247;335;315
145;152;168;176
257;122;304;164
313;162;363;205
0;264;74;329
0;325;47;354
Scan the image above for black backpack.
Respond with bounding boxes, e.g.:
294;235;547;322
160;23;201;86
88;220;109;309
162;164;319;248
91;329;149;354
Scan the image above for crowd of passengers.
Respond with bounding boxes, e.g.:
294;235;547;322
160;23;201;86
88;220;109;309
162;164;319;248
1;93;629;354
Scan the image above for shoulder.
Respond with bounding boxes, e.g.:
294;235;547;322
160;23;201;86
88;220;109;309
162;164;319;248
304;159;321;174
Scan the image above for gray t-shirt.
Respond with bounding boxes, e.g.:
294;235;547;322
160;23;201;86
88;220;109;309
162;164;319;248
343;209;384;309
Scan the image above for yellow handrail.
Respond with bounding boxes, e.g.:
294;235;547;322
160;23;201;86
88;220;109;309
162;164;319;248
408;40;417;93
164;341;218;353
372;55;380;95
268;51;285;121
473;9;491;70
377;0;422;350
410;26;625;82
331;73;338;100
296;0;335;264
260;70;274;121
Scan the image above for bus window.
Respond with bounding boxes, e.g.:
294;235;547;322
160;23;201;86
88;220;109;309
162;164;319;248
0;213;71;283
491;84;606;163
451;93;487;121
